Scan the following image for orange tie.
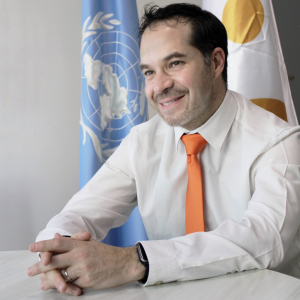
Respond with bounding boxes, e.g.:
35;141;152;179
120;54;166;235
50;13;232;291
181;134;207;234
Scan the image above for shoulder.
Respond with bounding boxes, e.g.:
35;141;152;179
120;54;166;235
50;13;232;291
129;114;170;145
230;90;299;146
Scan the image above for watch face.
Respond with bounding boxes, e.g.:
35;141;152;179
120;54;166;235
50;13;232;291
138;244;149;264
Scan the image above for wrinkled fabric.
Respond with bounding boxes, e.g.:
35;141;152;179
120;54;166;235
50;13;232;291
37;90;300;286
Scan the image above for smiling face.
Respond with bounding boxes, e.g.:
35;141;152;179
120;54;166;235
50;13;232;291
140;20;219;130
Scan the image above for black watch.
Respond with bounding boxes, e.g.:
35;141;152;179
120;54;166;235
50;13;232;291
137;243;149;284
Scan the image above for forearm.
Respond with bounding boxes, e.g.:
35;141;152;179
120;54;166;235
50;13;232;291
140;188;299;285
37;162;137;243
140;225;265;286
140;223;276;286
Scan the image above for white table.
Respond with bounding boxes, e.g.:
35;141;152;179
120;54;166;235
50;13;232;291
1;251;300;300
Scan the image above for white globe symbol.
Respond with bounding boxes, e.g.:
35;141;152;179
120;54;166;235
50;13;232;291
83;30;144;143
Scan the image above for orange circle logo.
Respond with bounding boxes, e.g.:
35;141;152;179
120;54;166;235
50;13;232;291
222;0;264;44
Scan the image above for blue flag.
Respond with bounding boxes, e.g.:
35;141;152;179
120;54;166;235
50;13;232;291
80;0;148;246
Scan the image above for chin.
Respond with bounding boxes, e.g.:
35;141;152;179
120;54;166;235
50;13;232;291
160;113;191;128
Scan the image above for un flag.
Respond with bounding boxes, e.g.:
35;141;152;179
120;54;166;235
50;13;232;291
80;0;148;246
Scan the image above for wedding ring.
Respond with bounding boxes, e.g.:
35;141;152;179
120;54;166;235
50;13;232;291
61;268;73;283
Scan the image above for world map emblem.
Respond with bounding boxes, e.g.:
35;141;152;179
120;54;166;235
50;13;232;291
80;12;147;163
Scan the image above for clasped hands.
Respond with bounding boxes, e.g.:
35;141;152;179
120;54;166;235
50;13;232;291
27;231;146;296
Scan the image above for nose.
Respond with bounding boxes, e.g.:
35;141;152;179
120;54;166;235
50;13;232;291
153;70;174;97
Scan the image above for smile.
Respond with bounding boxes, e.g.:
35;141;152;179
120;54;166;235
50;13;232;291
162;100;175;106
159;95;185;107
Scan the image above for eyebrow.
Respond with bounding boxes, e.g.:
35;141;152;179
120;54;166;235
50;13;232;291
139;51;187;71
163;51;186;62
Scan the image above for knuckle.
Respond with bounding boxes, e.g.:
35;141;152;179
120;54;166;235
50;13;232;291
84;273;93;284
53;238;63;248
43;284;51;291
73;252;81;261
82;251;88;260
45;251;52;258
55;278;66;289
39;273;46;280
71;239;78;248
41;252;51;265
45;269;59;281
50;254;58;264
80;262;88;273
75;250;87;260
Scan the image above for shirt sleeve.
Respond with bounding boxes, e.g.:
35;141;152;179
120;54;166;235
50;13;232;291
36;128;138;242
139;132;300;286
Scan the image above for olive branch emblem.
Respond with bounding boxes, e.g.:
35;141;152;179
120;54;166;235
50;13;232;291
82;12;121;52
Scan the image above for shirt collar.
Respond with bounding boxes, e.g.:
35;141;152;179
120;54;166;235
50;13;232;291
174;90;237;152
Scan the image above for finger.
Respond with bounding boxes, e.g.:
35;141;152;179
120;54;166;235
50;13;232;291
28;253;70;276
72;231;91;241
67;264;94;289
60;265;78;286
43;270;82;296
40;270;60;290
41;251;53;266
39;273;47;282
40;277;55;290
41;279;82;296
54;232;63;239
54;232;73;240
29;237;75;253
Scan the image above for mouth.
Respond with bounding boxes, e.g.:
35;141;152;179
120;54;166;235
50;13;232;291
159;95;185;107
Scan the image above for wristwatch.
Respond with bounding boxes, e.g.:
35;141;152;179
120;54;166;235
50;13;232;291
137;243;149;284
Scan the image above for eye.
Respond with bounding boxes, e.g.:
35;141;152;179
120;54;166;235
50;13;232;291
144;70;154;76
170;61;182;68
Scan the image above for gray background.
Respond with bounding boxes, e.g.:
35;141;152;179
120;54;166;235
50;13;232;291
0;0;298;250
272;1;300;120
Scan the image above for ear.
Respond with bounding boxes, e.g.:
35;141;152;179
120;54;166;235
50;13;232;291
211;47;225;81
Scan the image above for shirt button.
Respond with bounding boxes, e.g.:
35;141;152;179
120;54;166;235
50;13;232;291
155;281;163;285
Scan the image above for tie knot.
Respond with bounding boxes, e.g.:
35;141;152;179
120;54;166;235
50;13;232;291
181;134;207;155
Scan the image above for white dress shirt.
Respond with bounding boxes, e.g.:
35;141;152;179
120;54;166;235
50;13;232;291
37;90;300;286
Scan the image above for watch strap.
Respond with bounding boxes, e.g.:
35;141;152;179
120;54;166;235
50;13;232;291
137;243;149;284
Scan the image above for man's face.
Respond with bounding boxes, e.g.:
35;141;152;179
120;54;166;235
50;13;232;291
140;21;215;130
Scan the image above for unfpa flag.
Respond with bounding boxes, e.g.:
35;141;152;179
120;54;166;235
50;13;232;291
80;0;148;246
203;0;298;126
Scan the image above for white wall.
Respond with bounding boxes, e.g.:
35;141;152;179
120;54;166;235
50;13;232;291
0;0;82;250
0;0;202;250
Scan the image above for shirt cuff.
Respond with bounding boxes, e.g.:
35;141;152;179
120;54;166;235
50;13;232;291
35;228;74;242
138;239;179;286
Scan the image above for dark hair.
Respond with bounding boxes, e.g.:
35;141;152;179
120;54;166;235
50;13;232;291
139;3;228;86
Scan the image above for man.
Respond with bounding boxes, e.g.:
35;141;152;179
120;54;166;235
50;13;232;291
27;3;300;296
